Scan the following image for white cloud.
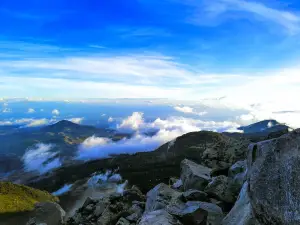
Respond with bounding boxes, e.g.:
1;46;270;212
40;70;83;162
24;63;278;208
117;112;146;132
267;121;273;128
108;117;114;122
2;108;11;113
52;109;60;116
27;108;35;113
22;143;61;174
68;117;84;124
0;118;52;127
24;118;50;127
188;0;300;34
174;106;207;116
0;121;13;126
77;112;242;160
52;184;73;196
174;106;194;114
81;136;112;148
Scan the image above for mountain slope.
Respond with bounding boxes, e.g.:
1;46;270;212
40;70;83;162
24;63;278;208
29;131;251;195
0;182;58;214
238;119;289;134
0;121;112;158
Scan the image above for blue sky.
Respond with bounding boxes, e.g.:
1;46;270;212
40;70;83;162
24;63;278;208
0;0;300;112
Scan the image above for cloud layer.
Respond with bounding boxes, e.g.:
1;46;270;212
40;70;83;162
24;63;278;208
22;143;62;174
174;106;207;116
77;112;241;160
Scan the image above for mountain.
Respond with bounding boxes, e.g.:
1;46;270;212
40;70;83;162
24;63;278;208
0;120;112;158
238;119;289;134
2;128;300;225
28;131;251;196
27;119;293;198
0;154;23;174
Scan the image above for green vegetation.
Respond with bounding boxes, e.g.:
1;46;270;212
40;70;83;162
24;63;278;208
0;182;58;213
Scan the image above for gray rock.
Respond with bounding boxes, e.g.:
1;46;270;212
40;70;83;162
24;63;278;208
132;201;145;209
85;204;94;212
180;159;211;191
172;179;183;190
83;197;96;208
116;217;130;225
126;204;143;222
123;186;145;203
145;183;182;213
204;175;235;203
222;182;258;225
227;160;247;197
97;207;115;225
247;129;300;224
167;201;223;225
138;210;182;225
183;190;208;202
228;160;247;179
94;201;107;217
26;202;66;225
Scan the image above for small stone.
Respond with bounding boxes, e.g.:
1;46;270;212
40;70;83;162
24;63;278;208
183;190;208;202
116;217;130;225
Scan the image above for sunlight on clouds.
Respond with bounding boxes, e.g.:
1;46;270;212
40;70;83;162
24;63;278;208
68;117;84;124
174;106;207;116
0;118;53;127
77;112;242;160
52;109;60;116
22;143;61;174
187;0;300;34
0;51;300;129
27;108;35;113
117;112;145;132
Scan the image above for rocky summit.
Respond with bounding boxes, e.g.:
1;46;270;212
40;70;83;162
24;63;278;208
1;127;300;225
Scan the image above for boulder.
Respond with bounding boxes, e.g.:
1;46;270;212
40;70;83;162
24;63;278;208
26;202;66;225
211;166;230;177
222;182;258;225
180;159;211;191
228;160;247;196
123;185;145;203
97;207;115;225
138;210;182;225
94;201;108;217
204;176;235;203
247;129;300;224
145;183;182;212
172;179;183;190
125;203;144;223
228;160;247;179
182;190;208;202
116;217;130;225
167;201;223;225
83;197;97;208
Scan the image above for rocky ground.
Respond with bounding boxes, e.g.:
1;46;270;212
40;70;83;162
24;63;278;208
0;123;296;225
7;128;299;225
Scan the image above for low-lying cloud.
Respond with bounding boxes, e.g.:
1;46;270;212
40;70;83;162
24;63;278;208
52;184;73;196
174;106;207;116
117;112;146;132
52;109;60;116
27;108;35;113
77;112;241;160
68;117;84;124
0;117;84;127
22;143;62;174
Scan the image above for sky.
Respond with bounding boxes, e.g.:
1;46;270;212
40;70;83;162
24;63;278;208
1;0;300;126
